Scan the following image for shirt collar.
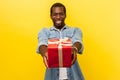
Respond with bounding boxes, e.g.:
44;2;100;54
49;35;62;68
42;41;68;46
50;25;69;31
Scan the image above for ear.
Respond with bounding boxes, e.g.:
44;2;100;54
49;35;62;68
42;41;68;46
65;14;66;18
50;14;52;19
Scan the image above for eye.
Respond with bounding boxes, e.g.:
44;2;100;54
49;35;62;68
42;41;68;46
52;13;57;16
60;13;64;16
52;13;65;16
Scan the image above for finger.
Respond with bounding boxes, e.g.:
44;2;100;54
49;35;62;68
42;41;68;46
71;50;77;64
71;47;75;64
43;56;49;69
72;47;74;54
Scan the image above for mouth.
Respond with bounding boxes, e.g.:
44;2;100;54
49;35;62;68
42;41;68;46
55;20;62;24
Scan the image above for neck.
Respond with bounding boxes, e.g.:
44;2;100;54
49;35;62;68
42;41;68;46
55;23;65;30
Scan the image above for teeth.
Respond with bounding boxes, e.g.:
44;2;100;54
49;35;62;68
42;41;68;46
56;21;61;24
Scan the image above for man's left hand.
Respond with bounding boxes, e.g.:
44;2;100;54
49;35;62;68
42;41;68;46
71;47;77;64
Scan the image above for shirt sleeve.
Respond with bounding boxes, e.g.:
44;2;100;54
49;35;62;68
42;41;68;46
36;28;48;53
72;28;84;54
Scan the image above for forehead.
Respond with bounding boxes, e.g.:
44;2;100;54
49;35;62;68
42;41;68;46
51;7;64;13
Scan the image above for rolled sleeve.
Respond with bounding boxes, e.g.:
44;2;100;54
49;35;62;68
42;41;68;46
36;28;48;53
72;28;84;54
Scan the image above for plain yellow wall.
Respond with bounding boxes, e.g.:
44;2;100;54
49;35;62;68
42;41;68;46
0;0;120;80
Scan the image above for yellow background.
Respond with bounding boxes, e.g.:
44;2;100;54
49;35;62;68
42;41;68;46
0;0;120;80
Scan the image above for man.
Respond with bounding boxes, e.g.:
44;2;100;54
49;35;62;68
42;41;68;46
37;2;84;80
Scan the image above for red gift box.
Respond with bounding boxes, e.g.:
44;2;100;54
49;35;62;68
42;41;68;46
47;38;72;68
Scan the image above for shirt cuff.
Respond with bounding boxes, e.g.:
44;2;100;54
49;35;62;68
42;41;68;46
36;42;48;53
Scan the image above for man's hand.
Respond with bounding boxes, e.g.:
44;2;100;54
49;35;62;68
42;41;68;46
39;45;49;68
71;42;82;64
71;47;77;64
42;52;49;68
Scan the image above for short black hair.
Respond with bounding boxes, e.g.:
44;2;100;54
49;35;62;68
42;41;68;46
50;2;66;15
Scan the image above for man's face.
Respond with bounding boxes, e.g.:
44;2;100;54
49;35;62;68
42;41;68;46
51;7;66;28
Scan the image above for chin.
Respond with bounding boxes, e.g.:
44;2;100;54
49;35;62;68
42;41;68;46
55;24;62;27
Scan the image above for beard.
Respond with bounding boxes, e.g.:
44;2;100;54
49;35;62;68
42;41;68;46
53;20;65;28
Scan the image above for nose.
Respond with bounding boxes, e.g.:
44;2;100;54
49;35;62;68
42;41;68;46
56;14;60;19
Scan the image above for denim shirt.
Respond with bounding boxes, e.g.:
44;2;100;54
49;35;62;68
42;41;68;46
37;25;84;80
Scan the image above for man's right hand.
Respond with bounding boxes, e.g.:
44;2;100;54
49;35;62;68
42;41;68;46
39;45;49;68
43;52;49;68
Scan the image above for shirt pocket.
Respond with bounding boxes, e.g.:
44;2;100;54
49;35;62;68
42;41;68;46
48;31;57;39
66;31;73;38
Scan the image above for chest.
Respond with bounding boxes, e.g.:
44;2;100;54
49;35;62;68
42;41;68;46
48;29;74;39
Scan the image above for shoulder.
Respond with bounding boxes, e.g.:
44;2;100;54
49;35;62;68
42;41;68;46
40;28;49;32
37;27;51;36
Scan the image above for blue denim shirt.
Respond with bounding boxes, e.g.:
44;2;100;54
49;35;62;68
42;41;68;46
37;25;84;80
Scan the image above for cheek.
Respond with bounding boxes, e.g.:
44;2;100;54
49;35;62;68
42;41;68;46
61;16;66;19
51;16;56;20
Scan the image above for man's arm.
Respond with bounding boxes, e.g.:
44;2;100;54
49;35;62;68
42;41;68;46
71;28;84;64
39;45;48;57
37;28;49;68
37;28;48;53
72;28;84;54
73;42;82;53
